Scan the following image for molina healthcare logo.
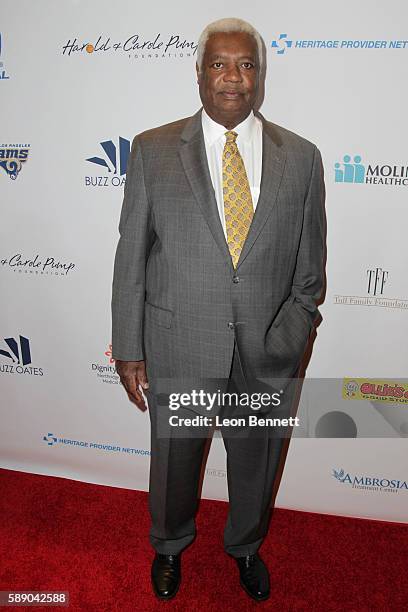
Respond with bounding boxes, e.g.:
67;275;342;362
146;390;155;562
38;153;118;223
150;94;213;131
271;33;408;54
332;468;408;494
85;137;130;188
42;432;150;456
62;33;197;60
0;334;44;376
334;155;408;186
0;143;30;179
0;33;11;79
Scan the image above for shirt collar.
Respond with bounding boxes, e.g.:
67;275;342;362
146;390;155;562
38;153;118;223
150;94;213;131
201;108;258;146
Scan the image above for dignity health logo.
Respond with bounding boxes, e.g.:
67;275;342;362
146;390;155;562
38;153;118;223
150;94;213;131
85;137;130;188
332;468;408;494
271;33;408;54
334;155;408;186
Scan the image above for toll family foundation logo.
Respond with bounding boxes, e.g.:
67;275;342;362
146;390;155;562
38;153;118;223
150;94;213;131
0;144;30;179
0;253;76;276
85;137;130;188
43;432;150;456
62;33;197;60
90;344;120;385
271;34;408;55
334;267;408;310
332;468;408;494
0;335;44;376
334;155;408;186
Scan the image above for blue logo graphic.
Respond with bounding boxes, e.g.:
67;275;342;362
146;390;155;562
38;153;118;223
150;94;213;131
0;144;30;179
0;335;31;365
43;433;58;446
86;137;130;175
332;468;408;492
0;33;10;80
271;34;293;55
334;155;365;183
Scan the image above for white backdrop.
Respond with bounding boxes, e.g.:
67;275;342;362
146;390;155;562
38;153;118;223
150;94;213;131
1;0;407;523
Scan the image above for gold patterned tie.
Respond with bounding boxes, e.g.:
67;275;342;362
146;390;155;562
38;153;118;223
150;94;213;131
222;130;254;268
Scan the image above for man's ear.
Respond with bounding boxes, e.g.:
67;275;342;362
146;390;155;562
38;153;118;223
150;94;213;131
195;62;201;84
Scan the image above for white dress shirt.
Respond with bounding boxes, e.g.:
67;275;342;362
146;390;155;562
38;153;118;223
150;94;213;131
201;108;263;239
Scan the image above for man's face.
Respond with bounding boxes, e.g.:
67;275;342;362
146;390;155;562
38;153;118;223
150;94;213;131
197;31;260;129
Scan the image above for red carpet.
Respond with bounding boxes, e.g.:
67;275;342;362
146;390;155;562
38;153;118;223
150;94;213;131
0;468;407;611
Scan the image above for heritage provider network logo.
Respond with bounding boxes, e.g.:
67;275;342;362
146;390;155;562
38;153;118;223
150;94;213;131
271;33;408;55
42;432;150;456
334;155;408;187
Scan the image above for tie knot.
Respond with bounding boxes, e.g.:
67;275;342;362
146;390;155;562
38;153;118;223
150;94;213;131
225;130;238;144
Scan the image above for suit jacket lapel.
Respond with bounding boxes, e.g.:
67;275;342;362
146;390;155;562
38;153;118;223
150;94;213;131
179;109;287;270
179;109;234;269
236;112;287;269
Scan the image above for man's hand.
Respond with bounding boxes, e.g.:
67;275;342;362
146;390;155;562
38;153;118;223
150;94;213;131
115;359;149;411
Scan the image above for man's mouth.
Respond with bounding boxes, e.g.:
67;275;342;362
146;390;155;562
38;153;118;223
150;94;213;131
220;91;242;99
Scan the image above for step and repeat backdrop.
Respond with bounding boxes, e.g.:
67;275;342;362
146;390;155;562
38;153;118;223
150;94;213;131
1;1;407;522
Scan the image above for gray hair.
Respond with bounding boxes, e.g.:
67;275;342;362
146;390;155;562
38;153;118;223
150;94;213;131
196;18;264;72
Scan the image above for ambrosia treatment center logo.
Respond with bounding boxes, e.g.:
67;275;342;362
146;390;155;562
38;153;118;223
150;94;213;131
62;33;197;59
332;468;408;494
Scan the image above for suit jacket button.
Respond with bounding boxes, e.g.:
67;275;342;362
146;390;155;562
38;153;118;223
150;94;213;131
232;276;240;283
227;322;235;330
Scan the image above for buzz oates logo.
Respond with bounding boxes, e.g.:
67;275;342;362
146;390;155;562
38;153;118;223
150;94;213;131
62;33;197;60
332;468;408;494
0;143;30;179
42;432;150;456
91;344;120;385
334;155;408;187
0;335;44;376
334;267;408;310
85;137;130;188
0;253;76;276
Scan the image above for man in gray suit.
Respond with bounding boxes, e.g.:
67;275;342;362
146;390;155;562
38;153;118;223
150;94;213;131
111;17;325;602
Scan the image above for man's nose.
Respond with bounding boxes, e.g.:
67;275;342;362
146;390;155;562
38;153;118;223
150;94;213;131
223;64;242;82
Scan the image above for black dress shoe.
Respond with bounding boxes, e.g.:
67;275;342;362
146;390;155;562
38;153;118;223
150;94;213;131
235;553;270;601
151;553;181;600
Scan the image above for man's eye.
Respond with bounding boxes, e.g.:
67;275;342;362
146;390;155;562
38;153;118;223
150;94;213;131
212;62;223;69
242;62;254;69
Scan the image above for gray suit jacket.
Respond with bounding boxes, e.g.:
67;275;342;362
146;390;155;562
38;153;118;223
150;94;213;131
111;109;325;386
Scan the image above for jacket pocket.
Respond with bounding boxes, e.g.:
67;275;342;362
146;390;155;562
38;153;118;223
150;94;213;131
145;301;173;329
272;295;295;328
